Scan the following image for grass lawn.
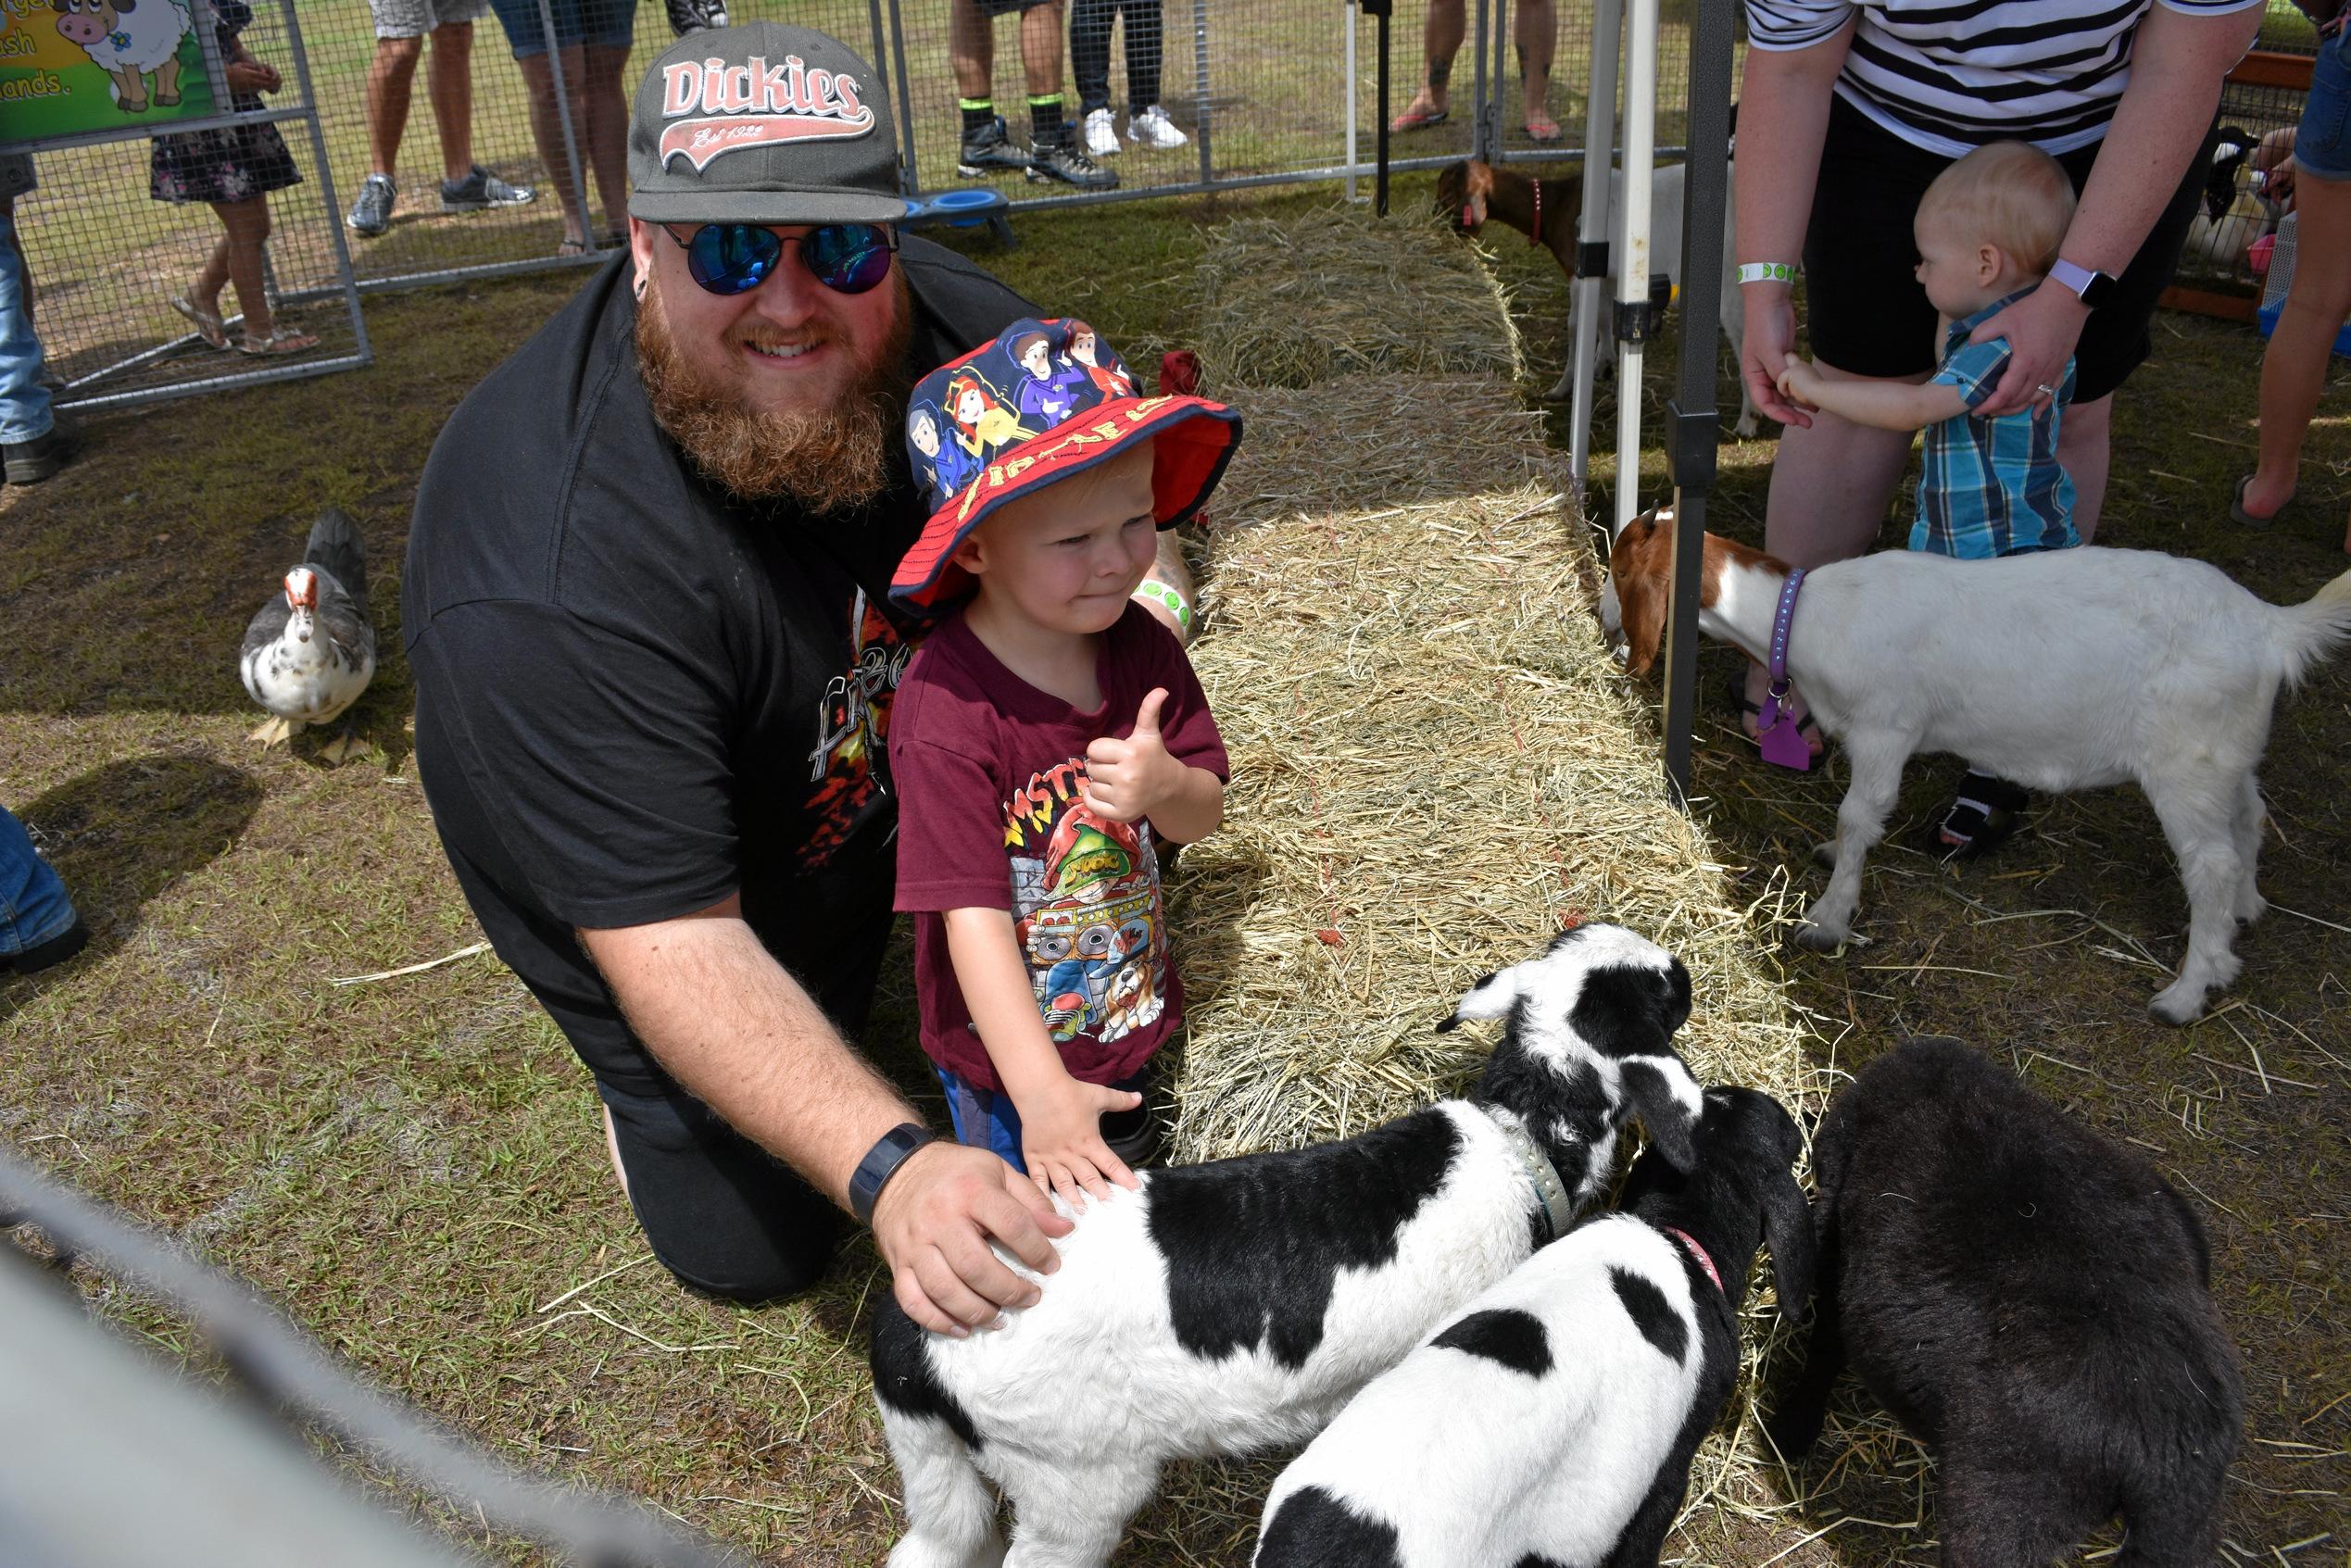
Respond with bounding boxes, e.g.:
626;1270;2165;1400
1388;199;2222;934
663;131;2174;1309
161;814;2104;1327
3;170;2346;1563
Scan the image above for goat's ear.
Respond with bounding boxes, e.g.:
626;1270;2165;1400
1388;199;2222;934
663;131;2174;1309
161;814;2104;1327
1762;1162;1816;1323
1618;1056;1702;1172
1439;963;1520;1032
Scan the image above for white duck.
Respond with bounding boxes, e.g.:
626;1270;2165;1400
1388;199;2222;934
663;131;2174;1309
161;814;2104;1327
240;508;376;761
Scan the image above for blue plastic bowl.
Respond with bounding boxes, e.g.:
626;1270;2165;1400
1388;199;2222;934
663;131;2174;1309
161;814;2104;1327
2257;298;2351;358
922;188;1008;228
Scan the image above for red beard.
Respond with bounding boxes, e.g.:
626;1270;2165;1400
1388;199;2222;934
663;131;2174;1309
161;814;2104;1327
635;272;913;513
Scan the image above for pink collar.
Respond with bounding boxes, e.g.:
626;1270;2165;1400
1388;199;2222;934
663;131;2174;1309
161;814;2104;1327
1663;1226;1723;1295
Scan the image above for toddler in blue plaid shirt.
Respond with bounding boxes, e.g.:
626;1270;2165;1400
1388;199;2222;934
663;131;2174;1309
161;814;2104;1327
1777;141;2083;854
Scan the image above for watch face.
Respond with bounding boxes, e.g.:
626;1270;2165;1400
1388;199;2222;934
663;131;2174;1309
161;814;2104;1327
2081;272;2117;308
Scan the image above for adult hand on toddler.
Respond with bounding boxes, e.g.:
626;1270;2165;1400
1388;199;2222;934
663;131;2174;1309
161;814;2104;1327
871;1140;1072;1336
1741;286;1809;430
1084;688;1181;823
1776;352;1824;412
226;58;281;94
1019;1075;1144;1208
1967;282;2088;419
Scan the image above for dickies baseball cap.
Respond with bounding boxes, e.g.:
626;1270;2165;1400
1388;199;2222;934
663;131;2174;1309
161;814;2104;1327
627;22;908;227
891;318;1243;610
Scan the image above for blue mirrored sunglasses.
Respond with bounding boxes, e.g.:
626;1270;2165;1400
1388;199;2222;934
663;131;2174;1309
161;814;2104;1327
660;221;899;296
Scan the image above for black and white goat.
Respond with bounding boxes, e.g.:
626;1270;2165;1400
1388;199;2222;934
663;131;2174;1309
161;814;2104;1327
873;924;1705;1568
1766;1037;2244;1567
1254;1085;1810;1568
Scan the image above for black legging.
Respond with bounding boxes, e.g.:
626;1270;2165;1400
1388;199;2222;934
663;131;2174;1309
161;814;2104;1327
1072;0;1163;115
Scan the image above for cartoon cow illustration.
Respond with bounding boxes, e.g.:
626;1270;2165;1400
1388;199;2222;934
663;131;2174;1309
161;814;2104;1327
54;0;192;114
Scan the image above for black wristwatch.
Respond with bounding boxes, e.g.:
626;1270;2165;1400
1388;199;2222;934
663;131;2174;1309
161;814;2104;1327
2048;258;2117;309
849;1123;936;1225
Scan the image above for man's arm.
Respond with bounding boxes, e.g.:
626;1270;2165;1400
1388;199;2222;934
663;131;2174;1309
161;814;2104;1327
580;897;1071;1336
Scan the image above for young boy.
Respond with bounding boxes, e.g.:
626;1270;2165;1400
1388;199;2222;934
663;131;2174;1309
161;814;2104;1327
1777;139;2081;855
888;318;1242;1206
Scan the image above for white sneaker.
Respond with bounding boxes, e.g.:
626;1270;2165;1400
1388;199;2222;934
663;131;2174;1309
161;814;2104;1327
1083;107;1122;158
1128;105;1188;149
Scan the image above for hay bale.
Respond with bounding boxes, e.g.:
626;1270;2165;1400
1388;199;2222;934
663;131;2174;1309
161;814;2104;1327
1191;205;1526;390
1152;203;1836;1558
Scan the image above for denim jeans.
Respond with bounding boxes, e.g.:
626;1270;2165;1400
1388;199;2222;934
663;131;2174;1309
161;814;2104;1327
0;805;77;960
0;214;55;447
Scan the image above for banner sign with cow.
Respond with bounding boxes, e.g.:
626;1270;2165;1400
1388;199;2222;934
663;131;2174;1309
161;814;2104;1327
0;0;228;150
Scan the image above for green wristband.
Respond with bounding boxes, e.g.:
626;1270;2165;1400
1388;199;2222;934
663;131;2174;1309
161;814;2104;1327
1132;579;1193;631
1737;262;1796;286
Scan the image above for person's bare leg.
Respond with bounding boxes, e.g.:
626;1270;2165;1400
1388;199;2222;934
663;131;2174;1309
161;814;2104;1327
363;35;424;179
1744;359;1919;735
1019;1;1064;97
424;20;476;182
191;230;233;320
1400;0;1465;120
515;54;587;246
2058;393;2112;542
1516;0;1556;130
950;0;995;99
2244;172;2351;519
583;44;632;234
213;197;276;339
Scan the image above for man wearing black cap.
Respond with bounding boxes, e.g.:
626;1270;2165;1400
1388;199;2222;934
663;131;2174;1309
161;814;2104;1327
404;22;1074;1336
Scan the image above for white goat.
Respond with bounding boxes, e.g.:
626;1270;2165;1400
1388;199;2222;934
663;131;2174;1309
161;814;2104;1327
1600;511;2351;1022
871;924;1705;1568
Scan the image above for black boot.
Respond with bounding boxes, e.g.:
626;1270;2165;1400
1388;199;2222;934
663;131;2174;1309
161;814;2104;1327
4;417;78;486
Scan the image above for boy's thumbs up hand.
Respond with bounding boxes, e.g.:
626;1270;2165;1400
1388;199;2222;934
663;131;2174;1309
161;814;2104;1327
1084;688;1177;822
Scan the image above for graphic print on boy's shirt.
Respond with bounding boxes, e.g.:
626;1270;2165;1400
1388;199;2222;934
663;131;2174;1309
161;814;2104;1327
1004;758;1168;1047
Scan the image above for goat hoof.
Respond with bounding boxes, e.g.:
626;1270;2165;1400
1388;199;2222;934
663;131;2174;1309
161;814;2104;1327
1792;922;1845;954
1811;839;1839;869
2148;987;2205;1027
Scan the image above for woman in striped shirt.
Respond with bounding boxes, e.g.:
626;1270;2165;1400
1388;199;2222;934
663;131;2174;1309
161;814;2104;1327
1732;0;2266;759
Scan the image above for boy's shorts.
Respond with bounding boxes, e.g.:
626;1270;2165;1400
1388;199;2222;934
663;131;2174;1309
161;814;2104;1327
937;1064;1157;1173
370;0;489;40
485;0;635;58
1804;94;2215;405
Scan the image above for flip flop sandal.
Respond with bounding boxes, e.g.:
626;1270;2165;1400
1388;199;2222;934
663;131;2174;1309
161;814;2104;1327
1525;114;1563;144
238;328;320;357
558;236;593;257
170;294;229;350
1927;770;2031;860
1727;671;1824;759
2229;473;2290;531
1389;105;1449;132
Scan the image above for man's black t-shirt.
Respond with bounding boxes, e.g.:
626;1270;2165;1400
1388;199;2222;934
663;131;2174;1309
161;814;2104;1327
404;240;1031;1095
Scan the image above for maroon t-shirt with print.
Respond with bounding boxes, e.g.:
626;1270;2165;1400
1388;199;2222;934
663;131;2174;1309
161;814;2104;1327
890;602;1228;1093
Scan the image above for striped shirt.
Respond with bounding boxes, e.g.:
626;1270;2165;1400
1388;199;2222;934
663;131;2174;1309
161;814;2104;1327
1745;0;2265;157
1913;291;2079;558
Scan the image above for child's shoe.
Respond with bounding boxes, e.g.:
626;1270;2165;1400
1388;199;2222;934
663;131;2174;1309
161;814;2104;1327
1128;104;1188;149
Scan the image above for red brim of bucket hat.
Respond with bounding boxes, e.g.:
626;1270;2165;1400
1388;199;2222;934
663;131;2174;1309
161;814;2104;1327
890;395;1241;611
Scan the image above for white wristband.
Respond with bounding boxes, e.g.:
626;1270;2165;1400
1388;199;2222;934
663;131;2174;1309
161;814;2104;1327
1737;262;1796;285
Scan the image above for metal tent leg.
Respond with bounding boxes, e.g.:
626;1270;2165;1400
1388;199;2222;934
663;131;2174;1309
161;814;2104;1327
1564;0;1618;488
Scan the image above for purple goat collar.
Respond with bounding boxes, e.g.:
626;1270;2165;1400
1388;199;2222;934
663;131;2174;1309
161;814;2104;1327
1756;567;1811;772
1663;1226;1724;1296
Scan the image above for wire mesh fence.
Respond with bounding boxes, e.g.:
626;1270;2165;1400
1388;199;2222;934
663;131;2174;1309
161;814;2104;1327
2172;12;2326;301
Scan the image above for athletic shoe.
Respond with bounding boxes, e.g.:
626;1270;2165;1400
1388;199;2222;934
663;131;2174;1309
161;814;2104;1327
345;172;396;236
1083;107;1122;157
2;419;78;486
1025;135;1120;190
440;164;536;212
664;0;727;34
957;115;1032;177
1128;104;1188;149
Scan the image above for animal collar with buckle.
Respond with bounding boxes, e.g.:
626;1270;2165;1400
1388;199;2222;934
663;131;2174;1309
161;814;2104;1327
1663;1225;1723;1294
1756;566;1810;772
1495;1116;1576;1244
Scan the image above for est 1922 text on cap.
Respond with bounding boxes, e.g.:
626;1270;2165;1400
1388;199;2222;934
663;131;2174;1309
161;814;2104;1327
627;21;909;229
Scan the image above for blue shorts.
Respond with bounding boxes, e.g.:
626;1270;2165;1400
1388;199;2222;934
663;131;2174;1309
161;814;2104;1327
935;1065;1150;1174
484;0;634;58
2298;29;2351;183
